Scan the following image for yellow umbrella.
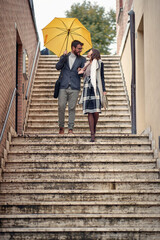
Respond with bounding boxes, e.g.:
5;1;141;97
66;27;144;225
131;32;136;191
42;17;92;57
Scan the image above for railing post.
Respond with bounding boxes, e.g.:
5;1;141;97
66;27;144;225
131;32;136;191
128;10;137;134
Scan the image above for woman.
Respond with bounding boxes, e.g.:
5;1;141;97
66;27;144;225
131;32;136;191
78;49;106;142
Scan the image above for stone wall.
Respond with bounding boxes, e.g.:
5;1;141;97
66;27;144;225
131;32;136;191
0;0;38;157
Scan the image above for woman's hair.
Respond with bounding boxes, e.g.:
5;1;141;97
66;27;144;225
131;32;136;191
91;48;101;60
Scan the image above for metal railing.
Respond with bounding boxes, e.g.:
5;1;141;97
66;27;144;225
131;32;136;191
0;88;17;143
128;10;137;134
25;41;40;100
0;41;40;143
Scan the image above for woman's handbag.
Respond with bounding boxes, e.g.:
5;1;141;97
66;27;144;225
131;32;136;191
102;94;108;110
53;71;62;98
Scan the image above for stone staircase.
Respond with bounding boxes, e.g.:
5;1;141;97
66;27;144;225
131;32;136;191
0;55;160;239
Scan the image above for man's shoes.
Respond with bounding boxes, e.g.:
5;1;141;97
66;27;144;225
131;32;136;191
59;127;64;134
68;129;73;134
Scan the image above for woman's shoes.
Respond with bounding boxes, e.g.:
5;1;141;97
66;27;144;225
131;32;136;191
90;134;95;142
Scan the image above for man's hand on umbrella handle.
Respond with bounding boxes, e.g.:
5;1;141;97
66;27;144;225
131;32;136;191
63;50;68;55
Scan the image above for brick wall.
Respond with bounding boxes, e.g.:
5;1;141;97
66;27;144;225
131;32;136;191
0;0;38;157
116;0;133;53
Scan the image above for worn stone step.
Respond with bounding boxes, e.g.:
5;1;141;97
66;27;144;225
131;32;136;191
36;70;121;75
28;105;129;111
25;129;131;134
34;79;124;85
25;128;131;134
26;122;131;129
5;160;156;171
8;151;153;163
3;169;158;181
0;229;159;240
1;201;160;214
38;59;120;64
28;115;131;122
9;141;150;151
32;88;125;94
0;213;160;228
28;109;129;116
1;190;160;202
30;96;127;102
1;179;160;191
28;117;131;123
37;67;121;73
34;79;123;85
12;134;149;143
31;92;126;98
27;118;131;124
29;103;129;110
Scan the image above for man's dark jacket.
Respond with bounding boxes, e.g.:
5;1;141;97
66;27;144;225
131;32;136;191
56;53;86;90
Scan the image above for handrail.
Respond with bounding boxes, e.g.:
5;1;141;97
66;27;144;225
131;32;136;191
25;41;40;100
0;88;17;143
128;10;137;134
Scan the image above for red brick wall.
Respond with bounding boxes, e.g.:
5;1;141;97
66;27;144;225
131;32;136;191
0;0;38;157
116;0;133;53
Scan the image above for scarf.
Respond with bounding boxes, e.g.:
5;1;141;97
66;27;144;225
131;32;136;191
90;59;103;102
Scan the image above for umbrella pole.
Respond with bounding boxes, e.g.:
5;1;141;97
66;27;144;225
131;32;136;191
65;30;70;51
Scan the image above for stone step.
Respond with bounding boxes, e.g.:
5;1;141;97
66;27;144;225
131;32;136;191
29;102;129;108
38;59;120;64
28;108;129;114
3;169;158;181
27;117;131;122
1;228;160;240
5;160;156;171
28;104;129;111
26;122;131;128
31;92;126;98
38;58;120;63
1;190;160;202
28;114;131;121
25;127;131;134
34;78;124;84
35;75;122;80
35;72;121;77
25;128;131;135
8;151;153;162
1;213;160;229
9;141;150;151
28;116;131;122
32;88;125;94
31;96;127;102
27;116;131;122
33;86;125;91
0;228;159;240
11;134;150;143
1;201;160;215
1;179;160;191
37;67;121;72
26;122;131;129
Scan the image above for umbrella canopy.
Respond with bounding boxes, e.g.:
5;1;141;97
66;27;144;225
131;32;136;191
42;17;92;57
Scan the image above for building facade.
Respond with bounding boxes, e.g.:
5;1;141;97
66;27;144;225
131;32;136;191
116;0;160;156
0;0;39;157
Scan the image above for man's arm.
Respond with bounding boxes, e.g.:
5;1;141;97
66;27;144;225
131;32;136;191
56;53;68;70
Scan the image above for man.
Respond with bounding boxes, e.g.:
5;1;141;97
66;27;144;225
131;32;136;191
56;40;86;134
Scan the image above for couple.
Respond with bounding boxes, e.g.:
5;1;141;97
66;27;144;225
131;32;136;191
56;40;106;142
